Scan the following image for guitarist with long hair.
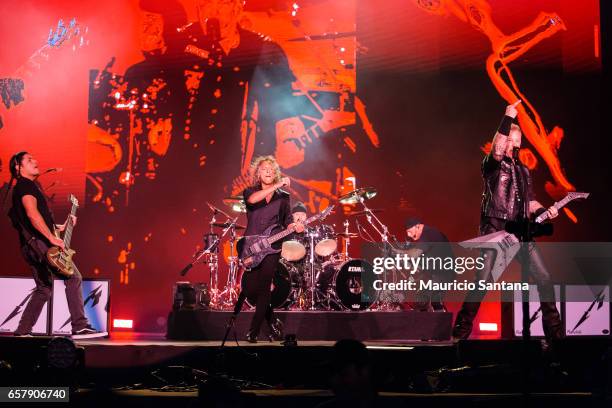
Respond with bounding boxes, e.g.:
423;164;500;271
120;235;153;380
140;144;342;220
240;155;304;343
6;151;102;338
452;102;563;343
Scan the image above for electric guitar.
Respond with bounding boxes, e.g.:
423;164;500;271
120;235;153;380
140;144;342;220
460;192;589;282
46;194;79;277
1;18;87;129
239;205;334;269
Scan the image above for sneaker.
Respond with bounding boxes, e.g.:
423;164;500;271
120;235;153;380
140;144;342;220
72;325;107;339
13;332;33;337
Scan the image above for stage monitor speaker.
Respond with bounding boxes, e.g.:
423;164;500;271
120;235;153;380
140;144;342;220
565;285;610;336
0;277;49;335
52;278;110;336
512;284;561;337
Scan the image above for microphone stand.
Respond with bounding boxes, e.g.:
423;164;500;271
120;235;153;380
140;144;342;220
513;149;533;400
179;217;238;277
355;195;400;309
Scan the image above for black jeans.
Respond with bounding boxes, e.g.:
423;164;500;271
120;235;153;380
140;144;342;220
241;253;279;336
15;245;88;335
453;224;563;341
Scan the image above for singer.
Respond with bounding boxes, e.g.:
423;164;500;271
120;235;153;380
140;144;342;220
237;156;304;342
452;101;563;345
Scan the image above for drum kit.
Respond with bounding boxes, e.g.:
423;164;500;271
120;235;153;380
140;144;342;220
187;184;402;312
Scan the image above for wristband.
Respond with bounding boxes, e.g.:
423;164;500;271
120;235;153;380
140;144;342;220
497;115;514;136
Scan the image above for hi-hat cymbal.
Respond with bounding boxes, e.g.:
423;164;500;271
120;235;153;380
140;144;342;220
345;208;384;217
211;221;245;230
338;187;377;204
223;196;246;213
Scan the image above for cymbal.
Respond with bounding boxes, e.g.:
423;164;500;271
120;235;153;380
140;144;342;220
211;221;246;230
345;208;384;217
206;201;231;218
338;187;377;204
223;195;244;203
335;232;358;238
223;196;246;213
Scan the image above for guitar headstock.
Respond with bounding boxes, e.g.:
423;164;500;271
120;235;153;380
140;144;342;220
319;205;334;221
305;205;335;225
566;192;589;201
69;194;79;208
47;18;89;50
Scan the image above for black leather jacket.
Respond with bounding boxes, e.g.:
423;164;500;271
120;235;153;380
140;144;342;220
480;153;533;222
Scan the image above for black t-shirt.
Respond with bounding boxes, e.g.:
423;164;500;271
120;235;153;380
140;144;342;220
243;185;291;238
9;178;55;245
408;225;454;280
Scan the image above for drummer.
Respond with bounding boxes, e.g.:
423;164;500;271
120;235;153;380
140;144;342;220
404;217;454;312
287;202;308;241
291;202;308;224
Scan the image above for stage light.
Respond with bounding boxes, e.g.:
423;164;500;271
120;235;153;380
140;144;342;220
479;323;498;332
113;319;133;329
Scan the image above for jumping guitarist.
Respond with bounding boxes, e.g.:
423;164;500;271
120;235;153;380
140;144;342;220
240;155;304;342
452;101;563;343
6;151;103;338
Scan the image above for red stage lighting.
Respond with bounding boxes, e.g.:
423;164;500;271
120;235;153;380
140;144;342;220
479;323;498;332
113;319;133;329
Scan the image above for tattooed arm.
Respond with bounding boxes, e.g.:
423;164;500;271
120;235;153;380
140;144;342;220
490;100;521;162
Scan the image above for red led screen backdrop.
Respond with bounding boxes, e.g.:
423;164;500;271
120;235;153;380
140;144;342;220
0;0;604;331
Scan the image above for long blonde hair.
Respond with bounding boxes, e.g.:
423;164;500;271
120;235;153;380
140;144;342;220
249;155;281;187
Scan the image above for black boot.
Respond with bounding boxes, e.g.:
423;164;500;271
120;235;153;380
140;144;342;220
268;318;284;341
246;330;258;343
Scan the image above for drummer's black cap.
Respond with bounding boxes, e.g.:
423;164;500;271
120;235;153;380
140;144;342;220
405;217;422;229
291;202;307;214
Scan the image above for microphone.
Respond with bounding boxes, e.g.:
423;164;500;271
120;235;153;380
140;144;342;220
41;167;62;175
176;22;193;33
512;147;520;161
179;263;193;276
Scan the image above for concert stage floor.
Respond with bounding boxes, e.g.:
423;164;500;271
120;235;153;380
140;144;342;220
167;309;453;341
1;333;611;407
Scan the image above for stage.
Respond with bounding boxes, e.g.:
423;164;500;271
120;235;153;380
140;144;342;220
1;332;610;407
167;309;454;341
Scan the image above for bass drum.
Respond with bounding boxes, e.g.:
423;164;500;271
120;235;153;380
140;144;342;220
333;259;377;311
242;259;298;309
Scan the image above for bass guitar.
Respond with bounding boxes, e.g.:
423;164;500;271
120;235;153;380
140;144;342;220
46;194;79;277
239;205;333;269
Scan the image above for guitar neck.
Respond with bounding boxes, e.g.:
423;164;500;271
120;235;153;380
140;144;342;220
535;193;585;223
63;204;78;249
266;214;321;245
267;226;296;244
